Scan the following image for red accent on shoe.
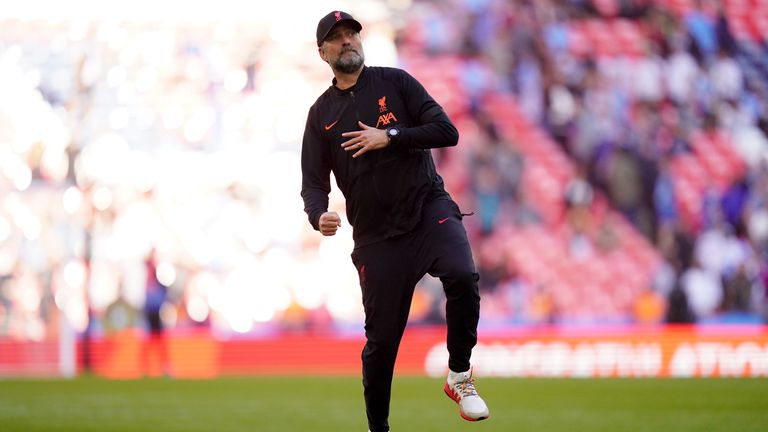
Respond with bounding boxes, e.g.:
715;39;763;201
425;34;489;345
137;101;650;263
443;382;489;422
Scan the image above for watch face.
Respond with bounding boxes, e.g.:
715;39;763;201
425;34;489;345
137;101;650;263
388;127;399;137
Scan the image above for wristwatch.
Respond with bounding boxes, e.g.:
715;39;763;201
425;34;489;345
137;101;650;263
386;126;400;144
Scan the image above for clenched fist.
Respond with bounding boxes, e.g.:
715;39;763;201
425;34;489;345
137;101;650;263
319;211;342;236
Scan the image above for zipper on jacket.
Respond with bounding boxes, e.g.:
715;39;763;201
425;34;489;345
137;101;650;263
351;89;385;205
350;90;360;122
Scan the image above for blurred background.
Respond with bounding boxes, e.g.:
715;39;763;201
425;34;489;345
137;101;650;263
0;0;766;379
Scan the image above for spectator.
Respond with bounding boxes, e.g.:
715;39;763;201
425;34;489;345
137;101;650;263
605;143;644;225
663;33;700;107
141;254;170;377
564;162;594;249
653;158;678;231
681;258;723;321
684;0;719;65
722;262;754;313
665;277;695;324
633;286;666;325
709;48;744;102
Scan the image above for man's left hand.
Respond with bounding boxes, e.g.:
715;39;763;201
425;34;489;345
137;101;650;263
341;121;390;158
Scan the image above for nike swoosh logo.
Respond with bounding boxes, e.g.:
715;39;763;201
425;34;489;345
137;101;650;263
324;120;339;131
438;218;449;224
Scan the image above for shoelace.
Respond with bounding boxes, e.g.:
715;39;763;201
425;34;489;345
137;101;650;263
451;377;478;399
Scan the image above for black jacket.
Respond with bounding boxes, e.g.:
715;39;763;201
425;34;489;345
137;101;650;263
301;66;459;248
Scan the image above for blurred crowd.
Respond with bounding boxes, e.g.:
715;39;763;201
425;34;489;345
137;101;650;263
403;0;768;325
1;0;767;343
0;10;388;341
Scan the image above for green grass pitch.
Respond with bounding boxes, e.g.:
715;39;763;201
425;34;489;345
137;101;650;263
1;377;766;431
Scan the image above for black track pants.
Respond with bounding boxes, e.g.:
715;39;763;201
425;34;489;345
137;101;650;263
350;198;481;432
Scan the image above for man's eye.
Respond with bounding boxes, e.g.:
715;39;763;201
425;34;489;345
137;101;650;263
327;29;357;42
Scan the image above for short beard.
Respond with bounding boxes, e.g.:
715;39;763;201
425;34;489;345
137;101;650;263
333;50;364;74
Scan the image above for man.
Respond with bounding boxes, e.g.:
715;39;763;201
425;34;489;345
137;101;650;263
301;11;490;432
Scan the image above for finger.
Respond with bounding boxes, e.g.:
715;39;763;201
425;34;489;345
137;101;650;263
344;141;366;152
341;130;362;138
352;146;369;158
358;121;371;129
322;215;340;226
322;220;339;229
341;137;361;148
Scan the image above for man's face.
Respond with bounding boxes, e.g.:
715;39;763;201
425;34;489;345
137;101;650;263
319;23;364;74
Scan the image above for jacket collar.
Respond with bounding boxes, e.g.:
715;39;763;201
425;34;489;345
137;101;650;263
331;65;368;95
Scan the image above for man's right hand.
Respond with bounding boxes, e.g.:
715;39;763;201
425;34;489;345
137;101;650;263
319;211;342;236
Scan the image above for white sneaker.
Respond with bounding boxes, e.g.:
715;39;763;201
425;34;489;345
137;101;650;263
444;368;490;421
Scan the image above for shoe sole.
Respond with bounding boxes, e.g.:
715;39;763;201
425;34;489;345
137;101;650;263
443;383;489;422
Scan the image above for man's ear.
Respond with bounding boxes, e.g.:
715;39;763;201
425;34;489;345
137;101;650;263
318;47;327;62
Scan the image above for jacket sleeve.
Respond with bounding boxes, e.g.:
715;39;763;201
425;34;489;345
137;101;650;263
394;69;459;149
300;108;331;231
